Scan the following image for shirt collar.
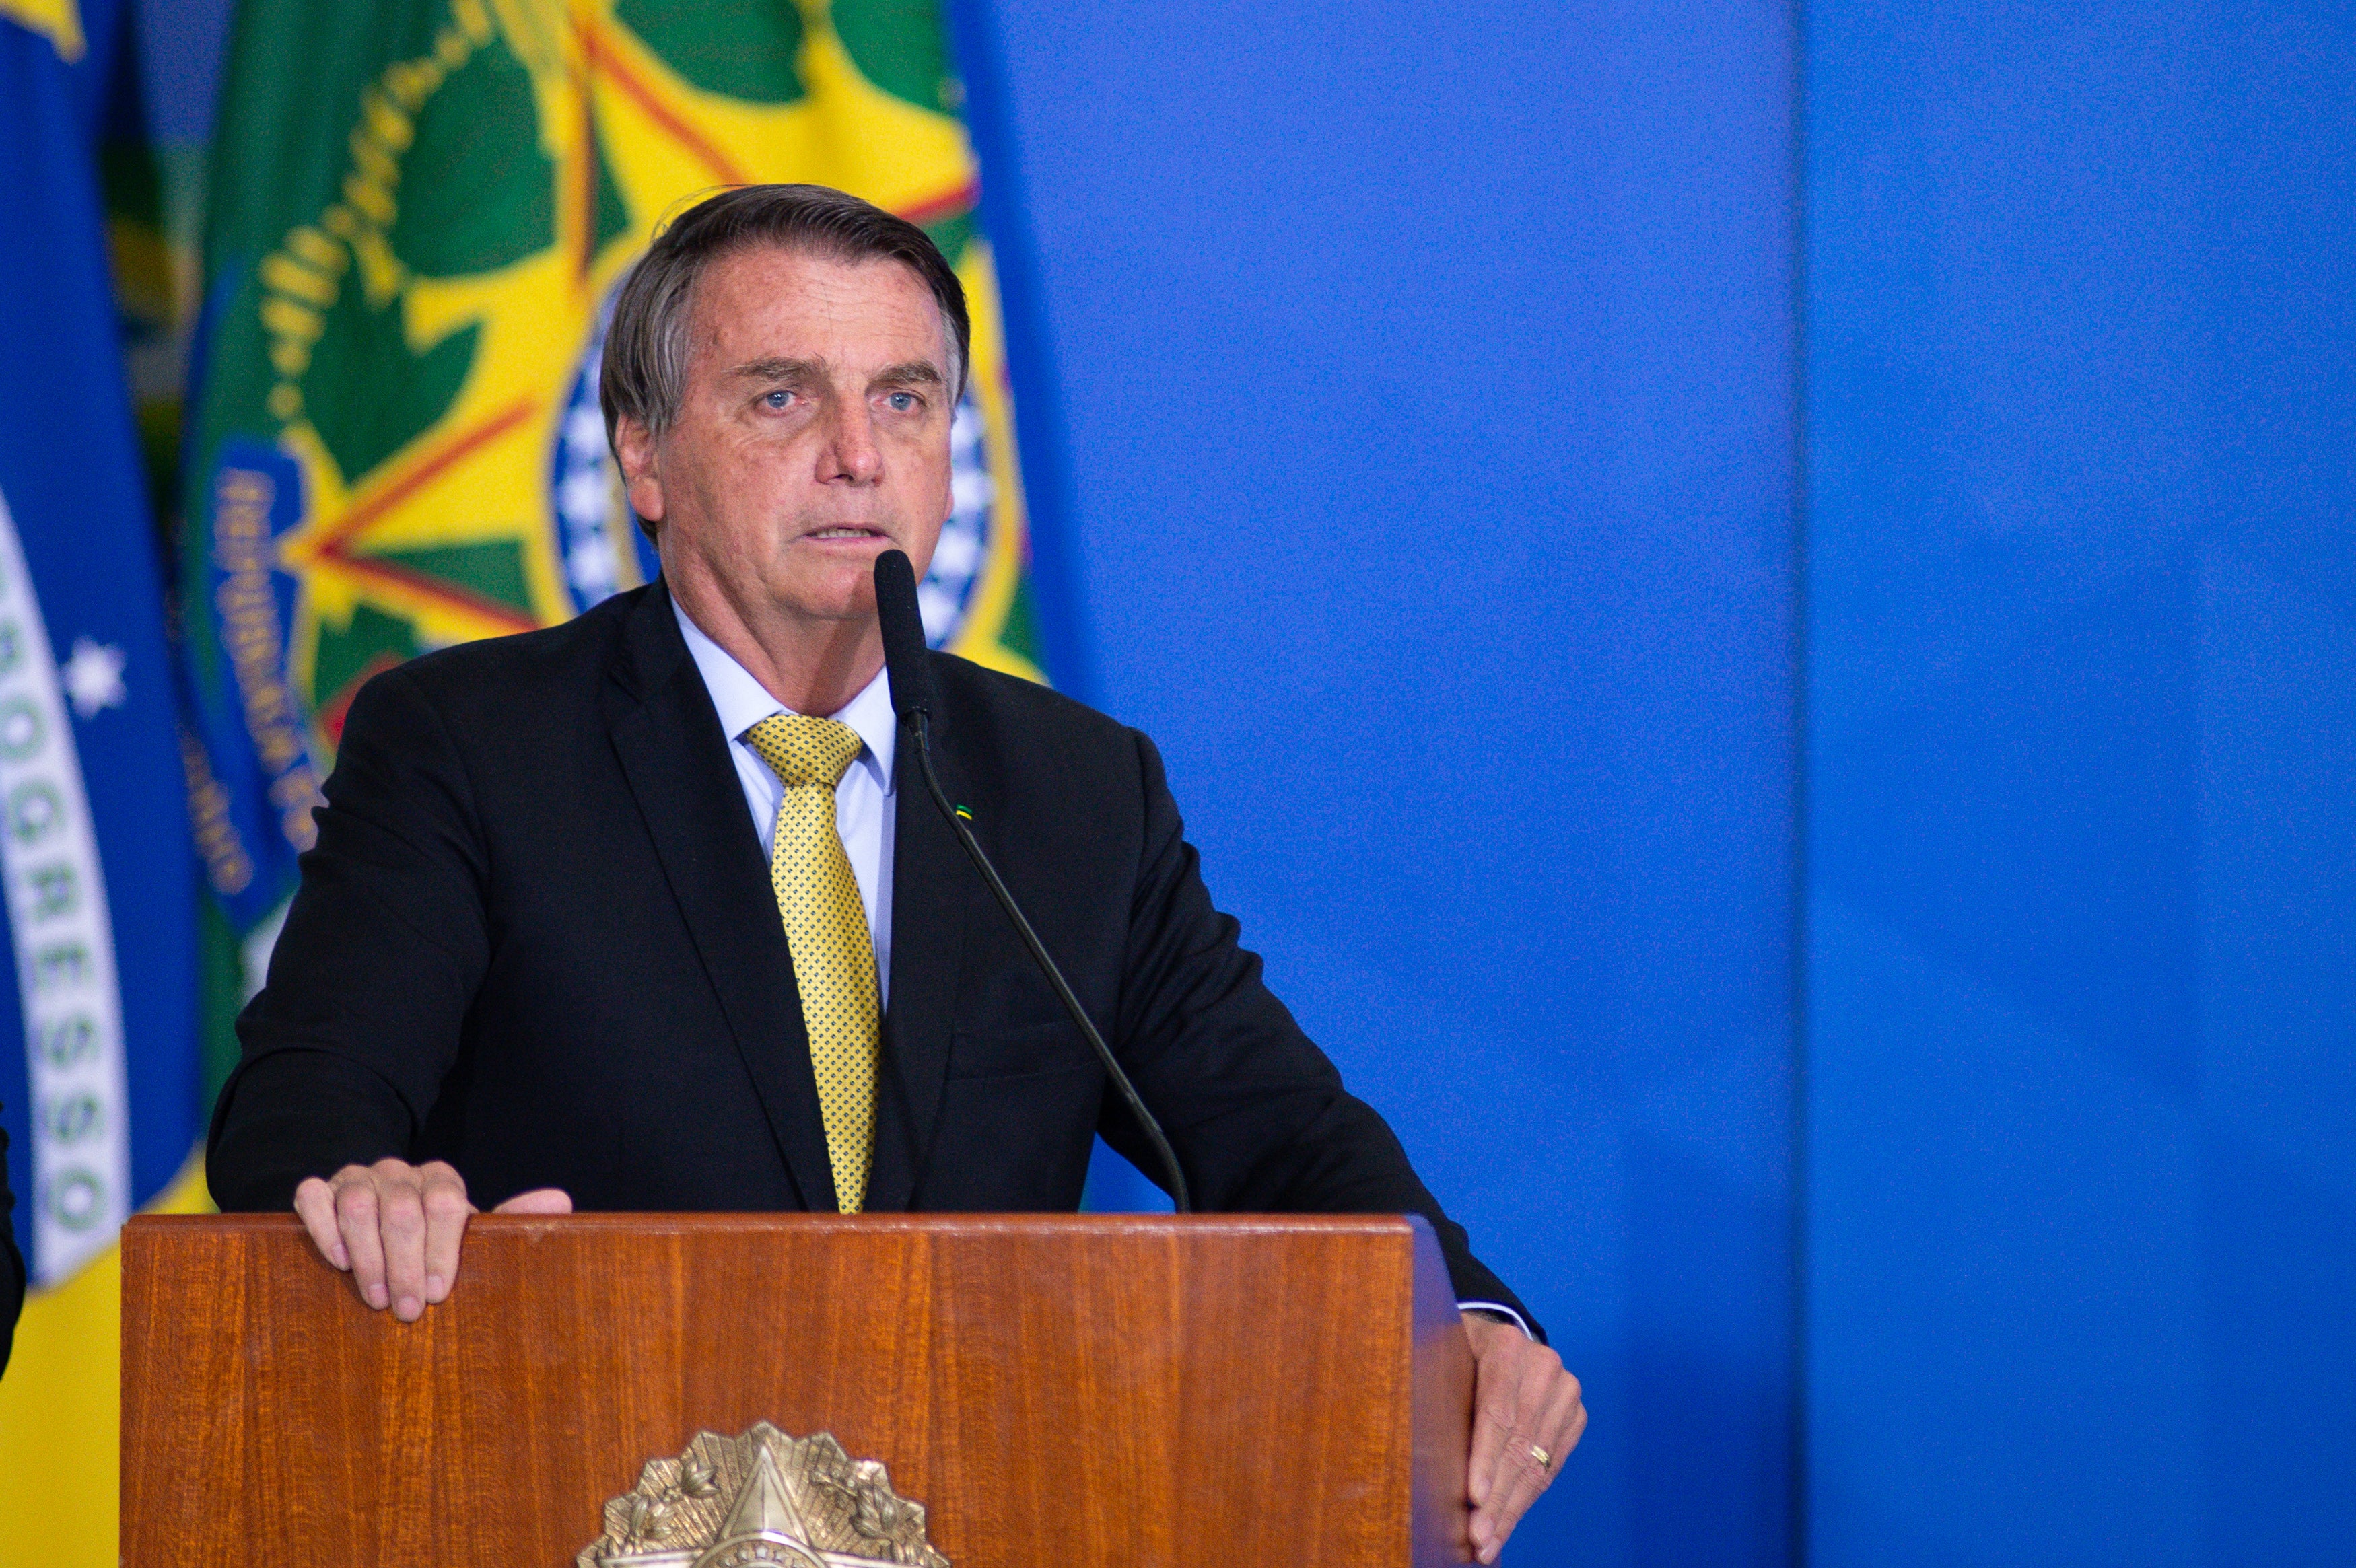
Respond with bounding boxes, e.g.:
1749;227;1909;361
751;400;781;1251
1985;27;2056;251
672;595;897;792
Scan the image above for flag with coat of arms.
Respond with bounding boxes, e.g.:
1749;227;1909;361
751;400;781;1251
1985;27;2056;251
0;0;209;1557
179;0;1051;1085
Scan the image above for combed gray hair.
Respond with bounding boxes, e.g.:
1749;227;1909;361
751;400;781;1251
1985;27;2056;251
600;184;972;497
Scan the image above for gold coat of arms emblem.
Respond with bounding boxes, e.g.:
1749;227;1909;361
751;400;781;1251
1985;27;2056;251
582;1423;948;1568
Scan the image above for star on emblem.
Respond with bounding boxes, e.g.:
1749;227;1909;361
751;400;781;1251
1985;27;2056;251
61;637;127;720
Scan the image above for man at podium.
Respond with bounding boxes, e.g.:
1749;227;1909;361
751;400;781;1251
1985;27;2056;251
207;184;1583;1562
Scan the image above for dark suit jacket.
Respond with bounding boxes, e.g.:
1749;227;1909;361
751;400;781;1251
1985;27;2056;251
207;581;1534;1331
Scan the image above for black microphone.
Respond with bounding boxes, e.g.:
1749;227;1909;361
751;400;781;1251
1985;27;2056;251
873;549;1191;1213
873;546;939;725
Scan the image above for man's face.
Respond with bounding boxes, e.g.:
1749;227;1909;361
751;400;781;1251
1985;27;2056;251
623;245;955;627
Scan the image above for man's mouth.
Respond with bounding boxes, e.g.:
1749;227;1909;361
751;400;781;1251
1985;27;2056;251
802;527;887;541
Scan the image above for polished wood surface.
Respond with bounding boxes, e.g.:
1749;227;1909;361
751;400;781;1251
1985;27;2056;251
122;1215;1472;1567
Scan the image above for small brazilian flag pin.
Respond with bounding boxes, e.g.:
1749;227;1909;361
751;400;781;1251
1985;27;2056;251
953;805;974;822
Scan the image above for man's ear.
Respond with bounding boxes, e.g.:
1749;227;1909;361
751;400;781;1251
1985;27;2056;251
613;415;666;524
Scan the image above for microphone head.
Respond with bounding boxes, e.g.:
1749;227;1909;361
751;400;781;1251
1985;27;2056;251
873;548;940;723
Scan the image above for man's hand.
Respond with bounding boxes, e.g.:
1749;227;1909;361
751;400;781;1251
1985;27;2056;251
1463;1310;1585;1564
293;1160;573;1322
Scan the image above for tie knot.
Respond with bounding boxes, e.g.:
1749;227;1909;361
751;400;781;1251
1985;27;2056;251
746;714;864;790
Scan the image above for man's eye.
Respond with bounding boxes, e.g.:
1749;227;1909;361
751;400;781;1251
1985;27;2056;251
887;392;917;411
763;390;792;409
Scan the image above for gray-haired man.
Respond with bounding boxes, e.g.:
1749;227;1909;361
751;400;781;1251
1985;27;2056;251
209;184;1583;1562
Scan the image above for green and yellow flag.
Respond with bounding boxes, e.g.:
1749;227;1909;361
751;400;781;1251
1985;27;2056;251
181;0;1047;1083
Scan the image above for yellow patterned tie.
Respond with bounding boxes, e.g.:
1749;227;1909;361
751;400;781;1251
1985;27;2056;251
744;715;878;1214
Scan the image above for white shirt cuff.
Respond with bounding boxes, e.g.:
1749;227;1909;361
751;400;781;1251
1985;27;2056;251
1458;1299;1533;1338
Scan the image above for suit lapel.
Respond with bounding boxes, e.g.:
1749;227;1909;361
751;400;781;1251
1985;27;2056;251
601;583;838;1213
864;674;966;1213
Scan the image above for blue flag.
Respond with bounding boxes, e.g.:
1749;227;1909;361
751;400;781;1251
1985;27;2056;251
0;0;201;1548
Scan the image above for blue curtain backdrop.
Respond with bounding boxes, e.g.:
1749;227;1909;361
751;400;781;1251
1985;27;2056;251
102;0;2356;1560
1803;3;2356;1564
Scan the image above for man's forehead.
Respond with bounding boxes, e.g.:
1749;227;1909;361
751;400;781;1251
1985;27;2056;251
691;244;945;357
718;353;942;386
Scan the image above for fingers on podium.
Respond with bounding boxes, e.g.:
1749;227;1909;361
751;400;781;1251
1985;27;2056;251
293;1159;473;1319
292;1176;349;1271
1465;1330;1527;1502
1467;1333;1574;1563
491;1186;574;1215
333;1167;393;1312
419;1165;471;1304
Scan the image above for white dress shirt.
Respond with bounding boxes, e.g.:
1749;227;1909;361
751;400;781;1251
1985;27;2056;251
672;599;1530;1337
674;600;898;1009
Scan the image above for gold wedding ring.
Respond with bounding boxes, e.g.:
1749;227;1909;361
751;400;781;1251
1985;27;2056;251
1529;1442;1551;1470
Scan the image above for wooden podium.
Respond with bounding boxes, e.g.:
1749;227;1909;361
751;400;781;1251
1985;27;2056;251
121;1214;1474;1566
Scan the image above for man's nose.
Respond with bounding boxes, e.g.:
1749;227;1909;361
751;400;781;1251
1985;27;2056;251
821;401;884;484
